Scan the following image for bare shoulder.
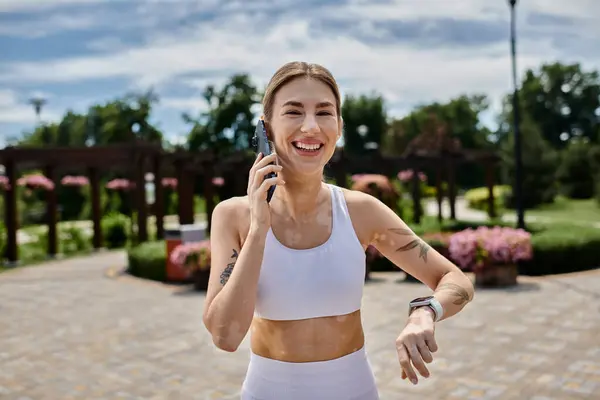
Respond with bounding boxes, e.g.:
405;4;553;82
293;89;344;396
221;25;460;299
338;186;410;245
211;195;251;244
339;187;379;210
337;187;383;246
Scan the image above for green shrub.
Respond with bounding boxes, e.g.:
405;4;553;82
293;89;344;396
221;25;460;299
557;140;600;199
420;182;448;199
439;219;513;232
19;234;48;264
464;185;511;213
0;221;6;259
59;226;91;254
102;212;129;248
596;174;600;207
518;224;600;276
371;216;600;276
127;240;167;282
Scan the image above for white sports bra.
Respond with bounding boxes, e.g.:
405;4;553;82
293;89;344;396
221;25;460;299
254;184;366;321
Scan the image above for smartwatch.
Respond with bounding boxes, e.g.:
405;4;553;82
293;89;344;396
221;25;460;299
408;296;443;322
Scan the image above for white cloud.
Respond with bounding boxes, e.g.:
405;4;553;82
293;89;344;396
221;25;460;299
0;0;598;130
0;0;117;13
0;13;100;38
161;97;209;114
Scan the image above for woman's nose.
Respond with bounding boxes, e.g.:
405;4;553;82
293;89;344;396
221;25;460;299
301;115;320;134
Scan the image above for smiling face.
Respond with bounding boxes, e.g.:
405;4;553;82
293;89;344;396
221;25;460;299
267;77;342;178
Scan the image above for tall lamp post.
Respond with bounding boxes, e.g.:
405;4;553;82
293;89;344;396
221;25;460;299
509;0;525;229
29;96;46;125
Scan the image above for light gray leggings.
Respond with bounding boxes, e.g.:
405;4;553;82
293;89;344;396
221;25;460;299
241;347;380;400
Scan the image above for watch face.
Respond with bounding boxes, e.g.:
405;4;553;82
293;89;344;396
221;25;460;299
411;296;434;304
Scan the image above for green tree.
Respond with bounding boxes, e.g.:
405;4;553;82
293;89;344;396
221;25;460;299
385;94;493;154
497;62;600;148
341;93;388;155
384;94;494;188
557;139;600;199
500;116;558;208
17;90;163;147
185;74;260;155
88;90;163;145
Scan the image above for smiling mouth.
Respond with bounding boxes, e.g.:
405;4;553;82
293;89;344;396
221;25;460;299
292;141;324;152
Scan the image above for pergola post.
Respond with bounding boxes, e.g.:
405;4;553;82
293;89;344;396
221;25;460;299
88;167;103;249
44;164;58;257
134;153;148;243
4;158;18;264
435;166;444;222
153;155;164;241
202;162;215;236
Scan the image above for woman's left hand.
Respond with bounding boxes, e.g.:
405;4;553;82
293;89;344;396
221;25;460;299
395;307;438;385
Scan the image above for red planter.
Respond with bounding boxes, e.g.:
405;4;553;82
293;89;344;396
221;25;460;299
193;269;210;291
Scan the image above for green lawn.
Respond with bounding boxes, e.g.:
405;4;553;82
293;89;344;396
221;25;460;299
524;197;600;225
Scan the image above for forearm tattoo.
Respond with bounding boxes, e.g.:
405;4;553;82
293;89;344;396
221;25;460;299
435;283;472;305
388;228;431;262
219;249;238;286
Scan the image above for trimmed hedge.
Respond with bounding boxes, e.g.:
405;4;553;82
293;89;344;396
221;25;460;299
518;224;600;276
370;219;600;276
125;221;600;280
127;240;167;282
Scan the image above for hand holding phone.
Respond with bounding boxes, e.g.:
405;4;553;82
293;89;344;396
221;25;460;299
252;119;277;203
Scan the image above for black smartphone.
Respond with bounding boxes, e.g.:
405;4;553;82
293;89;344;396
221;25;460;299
252;119;277;203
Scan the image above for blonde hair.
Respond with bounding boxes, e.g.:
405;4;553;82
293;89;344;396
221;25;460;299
262;61;342;122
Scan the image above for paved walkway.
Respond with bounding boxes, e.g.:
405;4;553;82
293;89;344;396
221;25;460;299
1;252;599;399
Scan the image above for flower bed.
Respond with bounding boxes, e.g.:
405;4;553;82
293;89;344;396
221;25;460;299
17;174;54;191
170;240;211;290
448;226;533;287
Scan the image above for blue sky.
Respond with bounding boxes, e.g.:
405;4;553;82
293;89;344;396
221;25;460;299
1;0;599;145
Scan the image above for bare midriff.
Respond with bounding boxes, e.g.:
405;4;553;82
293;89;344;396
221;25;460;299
250;309;365;362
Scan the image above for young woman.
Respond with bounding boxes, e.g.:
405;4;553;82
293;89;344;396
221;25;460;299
202;61;474;400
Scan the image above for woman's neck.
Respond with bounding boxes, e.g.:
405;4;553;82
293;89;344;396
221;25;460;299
273;170;324;220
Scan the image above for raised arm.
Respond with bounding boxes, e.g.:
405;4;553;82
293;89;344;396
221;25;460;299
359;193;473;317
355;192;474;384
202;152;284;352
201;199;267;352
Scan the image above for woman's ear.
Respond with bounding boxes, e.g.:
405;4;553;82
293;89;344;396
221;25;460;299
337;116;344;141
263;117;274;141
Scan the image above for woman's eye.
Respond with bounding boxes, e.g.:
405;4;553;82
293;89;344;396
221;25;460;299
317;111;333;116
285;110;301;115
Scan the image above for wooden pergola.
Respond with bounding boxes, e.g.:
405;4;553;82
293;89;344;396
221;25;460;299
0;141;202;263
0;135;499;263
324;146;500;224
198;145;500;226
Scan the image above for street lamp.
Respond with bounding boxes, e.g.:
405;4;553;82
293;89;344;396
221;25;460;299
28;96;46;125
508;0;525;229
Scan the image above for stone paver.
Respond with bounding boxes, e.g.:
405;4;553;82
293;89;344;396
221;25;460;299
1;252;599;399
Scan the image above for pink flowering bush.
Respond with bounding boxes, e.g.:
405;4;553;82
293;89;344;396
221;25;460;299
448;226;533;271
0;176;10;191
161;177;177;188
17;174;54;191
170;240;211;273
106;179;135;191
397;169;427;183
212;177;225;187
61;175;89;186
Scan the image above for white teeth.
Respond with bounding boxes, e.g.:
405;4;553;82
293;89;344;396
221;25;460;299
294;142;321;151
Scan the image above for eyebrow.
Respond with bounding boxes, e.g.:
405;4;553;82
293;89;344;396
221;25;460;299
282;100;335;109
